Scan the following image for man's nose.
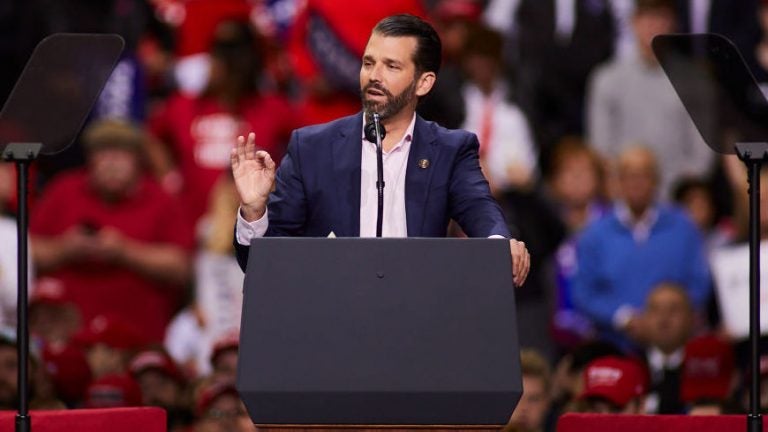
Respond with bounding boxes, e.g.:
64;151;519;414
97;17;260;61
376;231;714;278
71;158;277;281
368;63;383;83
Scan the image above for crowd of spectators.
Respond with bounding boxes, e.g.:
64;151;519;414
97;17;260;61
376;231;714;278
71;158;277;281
2;0;768;430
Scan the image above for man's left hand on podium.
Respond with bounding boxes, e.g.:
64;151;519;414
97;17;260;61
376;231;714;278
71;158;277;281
509;239;530;287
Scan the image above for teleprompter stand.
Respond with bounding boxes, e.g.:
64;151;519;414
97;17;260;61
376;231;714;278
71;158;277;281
0;34;123;432
653;33;768;432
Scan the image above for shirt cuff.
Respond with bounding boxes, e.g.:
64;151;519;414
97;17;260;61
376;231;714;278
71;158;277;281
235;207;269;245
488;235;506;239
613;305;637;331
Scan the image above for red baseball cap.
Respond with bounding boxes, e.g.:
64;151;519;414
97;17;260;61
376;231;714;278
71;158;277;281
74;314;145;350
84;373;143;408
196;379;240;416
42;343;92;404
433;0;482;22
129;350;185;384
30;277;70;307
210;331;240;364
579;356;648;408
680;334;735;403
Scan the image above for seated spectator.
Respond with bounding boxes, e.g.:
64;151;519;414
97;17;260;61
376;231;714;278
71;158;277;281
0;330;19;410
571;146;711;351
0;328;56;410
575;356;648;414
672;176;735;251
503;349;552;432
75;314;145;380
194;380;253;432
548;138;608;349
586;0;713;200
640;282;694;414
30;119;194;344
550;341;623;415
84;373;143;409
29;277;81;346
41;343;91;408
129;349;193;431
210;332;239;382
681;334;739;415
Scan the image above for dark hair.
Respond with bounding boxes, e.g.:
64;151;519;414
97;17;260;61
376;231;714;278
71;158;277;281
463;24;504;63
206;19;264;97
634;0;676;15
672;176;711;203
373;14;442;76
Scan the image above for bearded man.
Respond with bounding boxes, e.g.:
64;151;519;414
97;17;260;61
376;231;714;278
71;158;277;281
231;14;530;286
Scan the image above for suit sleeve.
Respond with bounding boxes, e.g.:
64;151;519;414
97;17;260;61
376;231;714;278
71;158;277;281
448;133;511;238
233;130;308;271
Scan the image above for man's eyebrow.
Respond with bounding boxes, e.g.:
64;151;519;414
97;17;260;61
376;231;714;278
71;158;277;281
383;58;404;66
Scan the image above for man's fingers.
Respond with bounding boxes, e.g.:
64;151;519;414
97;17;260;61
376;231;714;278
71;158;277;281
510;240;530;287
262;152;275;171
231;147;239;170
252;151;275;171
245;132;257;159
519;248;530;285
235;135;246;159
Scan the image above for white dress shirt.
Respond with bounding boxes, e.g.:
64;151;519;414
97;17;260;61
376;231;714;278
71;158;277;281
236;114;416;244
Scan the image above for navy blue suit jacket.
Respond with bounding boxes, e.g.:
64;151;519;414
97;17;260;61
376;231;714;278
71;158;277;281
234;113;510;270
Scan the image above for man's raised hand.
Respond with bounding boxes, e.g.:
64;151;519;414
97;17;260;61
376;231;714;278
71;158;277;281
231;132;276;221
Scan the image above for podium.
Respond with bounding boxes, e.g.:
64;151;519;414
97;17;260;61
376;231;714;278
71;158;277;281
237;238;522;431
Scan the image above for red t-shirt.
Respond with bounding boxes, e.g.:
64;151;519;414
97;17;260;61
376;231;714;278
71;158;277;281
149;93;296;223
30;171;195;344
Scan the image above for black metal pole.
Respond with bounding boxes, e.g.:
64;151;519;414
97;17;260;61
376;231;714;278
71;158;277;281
14;159;30;432
734;143;767;432
373;113;385;238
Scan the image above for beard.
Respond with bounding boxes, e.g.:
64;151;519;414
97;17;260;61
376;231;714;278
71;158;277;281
361;78;418;120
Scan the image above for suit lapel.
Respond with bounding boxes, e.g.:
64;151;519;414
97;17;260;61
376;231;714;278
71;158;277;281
332;113;363;236
405;116;437;237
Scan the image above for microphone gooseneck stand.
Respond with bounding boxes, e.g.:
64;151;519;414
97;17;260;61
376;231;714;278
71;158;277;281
365;112;386;237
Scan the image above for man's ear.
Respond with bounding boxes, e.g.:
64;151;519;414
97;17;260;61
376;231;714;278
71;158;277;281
415;71;437;97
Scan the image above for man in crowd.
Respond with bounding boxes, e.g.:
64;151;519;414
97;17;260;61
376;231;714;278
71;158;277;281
577;356;648;414
641;282;694;413
586;0;712;199
571;146;710;351
30;119;194;344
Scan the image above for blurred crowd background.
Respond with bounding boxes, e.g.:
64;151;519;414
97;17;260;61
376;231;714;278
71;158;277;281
2;0;768;431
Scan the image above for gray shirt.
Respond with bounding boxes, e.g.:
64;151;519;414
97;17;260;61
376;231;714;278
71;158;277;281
587;55;713;198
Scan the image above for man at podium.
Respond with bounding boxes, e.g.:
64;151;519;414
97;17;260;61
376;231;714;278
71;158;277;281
230;14;530;287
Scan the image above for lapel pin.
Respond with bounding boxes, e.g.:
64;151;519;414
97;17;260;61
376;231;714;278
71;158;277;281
418;159;430;169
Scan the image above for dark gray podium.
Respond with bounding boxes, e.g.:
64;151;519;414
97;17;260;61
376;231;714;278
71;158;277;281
237;238;522;431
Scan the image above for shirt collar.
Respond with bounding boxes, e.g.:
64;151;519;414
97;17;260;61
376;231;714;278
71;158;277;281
361;112;416;154
614;201;659;243
648;346;684;372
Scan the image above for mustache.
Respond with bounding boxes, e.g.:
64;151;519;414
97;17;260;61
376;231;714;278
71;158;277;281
363;82;393;97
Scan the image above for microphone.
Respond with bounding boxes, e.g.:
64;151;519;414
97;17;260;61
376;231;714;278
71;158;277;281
365;113;386;237
364;116;386;143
